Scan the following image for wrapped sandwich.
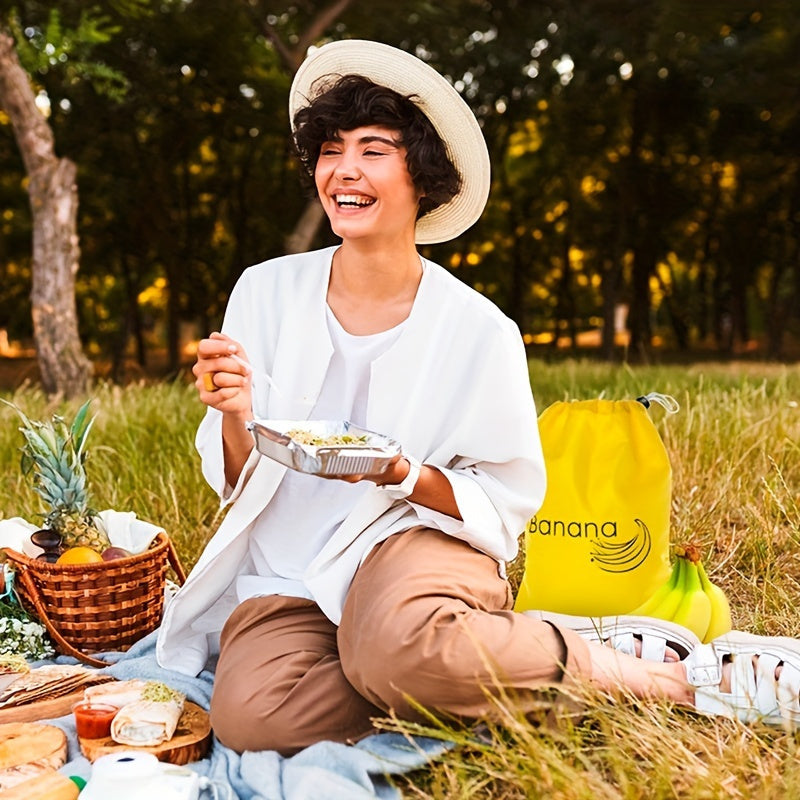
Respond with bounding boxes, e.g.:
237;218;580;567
0;655;29;695
109;681;185;746
83;678;148;709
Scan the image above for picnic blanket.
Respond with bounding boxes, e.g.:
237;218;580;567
33;631;452;799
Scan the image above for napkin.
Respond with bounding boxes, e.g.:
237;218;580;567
94;510;165;555
0;517;41;557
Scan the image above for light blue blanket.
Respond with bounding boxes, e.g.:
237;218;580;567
37;632;451;799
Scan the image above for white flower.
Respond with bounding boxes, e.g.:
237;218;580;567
0;610;54;660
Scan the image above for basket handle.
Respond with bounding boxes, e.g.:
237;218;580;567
7;536;185;669
16;566;110;668
167;537;187;585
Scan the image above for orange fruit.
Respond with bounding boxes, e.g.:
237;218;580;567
56;546;104;565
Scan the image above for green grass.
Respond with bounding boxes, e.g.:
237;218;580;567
0;378;217;567
2;360;800;798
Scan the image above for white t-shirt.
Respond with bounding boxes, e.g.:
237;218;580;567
235;305;405;601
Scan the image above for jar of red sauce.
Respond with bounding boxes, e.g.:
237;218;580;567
73;702;119;739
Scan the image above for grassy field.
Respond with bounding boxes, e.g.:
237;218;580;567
1;360;799;798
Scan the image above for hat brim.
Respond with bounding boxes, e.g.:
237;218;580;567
289;39;491;245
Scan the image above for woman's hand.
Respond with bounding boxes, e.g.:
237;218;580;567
326;456;461;519
193;332;253;417
194;332;257;487
327;454;409;486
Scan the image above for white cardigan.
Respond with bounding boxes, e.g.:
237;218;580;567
157;247;545;675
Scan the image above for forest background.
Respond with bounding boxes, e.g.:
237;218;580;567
1;0;799;393
2;5;800;796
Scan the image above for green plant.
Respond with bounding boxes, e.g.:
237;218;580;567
1;362;800;797
0;597;54;661
3;399;111;551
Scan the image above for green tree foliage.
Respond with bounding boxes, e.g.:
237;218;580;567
8;4;131;98
1;0;798;373
418;0;800;359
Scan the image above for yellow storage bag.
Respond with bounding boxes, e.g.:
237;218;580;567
514;394;678;617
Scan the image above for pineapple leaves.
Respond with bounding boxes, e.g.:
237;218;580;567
3;399;96;520
70;400;95;461
3;400;109;550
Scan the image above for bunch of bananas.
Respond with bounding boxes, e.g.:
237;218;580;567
629;544;732;643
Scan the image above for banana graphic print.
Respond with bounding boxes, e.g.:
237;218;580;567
590;518;652;573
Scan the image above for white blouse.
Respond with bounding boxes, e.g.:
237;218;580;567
237;308;405;602
157;247;545;676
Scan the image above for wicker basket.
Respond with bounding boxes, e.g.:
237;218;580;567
2;532;186;668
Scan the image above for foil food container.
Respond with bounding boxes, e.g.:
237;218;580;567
247;419;401;476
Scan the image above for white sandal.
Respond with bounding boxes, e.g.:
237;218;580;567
685;631;800;727
523;610;700;661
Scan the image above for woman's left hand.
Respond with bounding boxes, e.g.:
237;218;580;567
327;456;461;519
326;454;410;486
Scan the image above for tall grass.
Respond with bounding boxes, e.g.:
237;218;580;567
0;378;216;567
2;361;800;798
521;361;800;636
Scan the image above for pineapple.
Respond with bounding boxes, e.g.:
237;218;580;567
4;400;111;553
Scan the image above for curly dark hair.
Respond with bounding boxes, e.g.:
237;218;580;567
292;75;461;218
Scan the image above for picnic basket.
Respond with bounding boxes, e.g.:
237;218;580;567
2;532;186;668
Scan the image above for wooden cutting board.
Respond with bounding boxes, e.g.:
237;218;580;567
0;687;96;724
0;770;80;800
79;701;212;765
0;666;115;724
0;722;74;798
0;722;67;772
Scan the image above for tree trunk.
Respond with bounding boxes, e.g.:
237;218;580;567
557;223;577;351
604;175;630;361
628;245;653;360
506;241;529;334
495;143;528;332
258;0;356;255
122;254;147;368
284;199;326;254
712;262;733;355
600;257;623;361
0;28;92;397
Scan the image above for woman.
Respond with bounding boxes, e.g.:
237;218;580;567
157;40;800;755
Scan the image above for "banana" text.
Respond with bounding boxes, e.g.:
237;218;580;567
527;517;618;538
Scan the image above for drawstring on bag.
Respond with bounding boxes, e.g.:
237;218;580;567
637;393;680;415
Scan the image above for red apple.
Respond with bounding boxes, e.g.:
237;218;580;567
101;546;132;561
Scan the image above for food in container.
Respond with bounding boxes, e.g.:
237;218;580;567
110;683;185;747
73;702;119;739
247;419;401;476
30;529;64;562
82;679;186;745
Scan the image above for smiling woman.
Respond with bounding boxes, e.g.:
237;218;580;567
292;73;463;234
153;39;800;761
162;40;555;754
313;124;421;247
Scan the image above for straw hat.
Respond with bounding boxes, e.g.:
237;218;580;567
289;39;491;245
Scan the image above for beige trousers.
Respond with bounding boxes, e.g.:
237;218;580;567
210;527;592;755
